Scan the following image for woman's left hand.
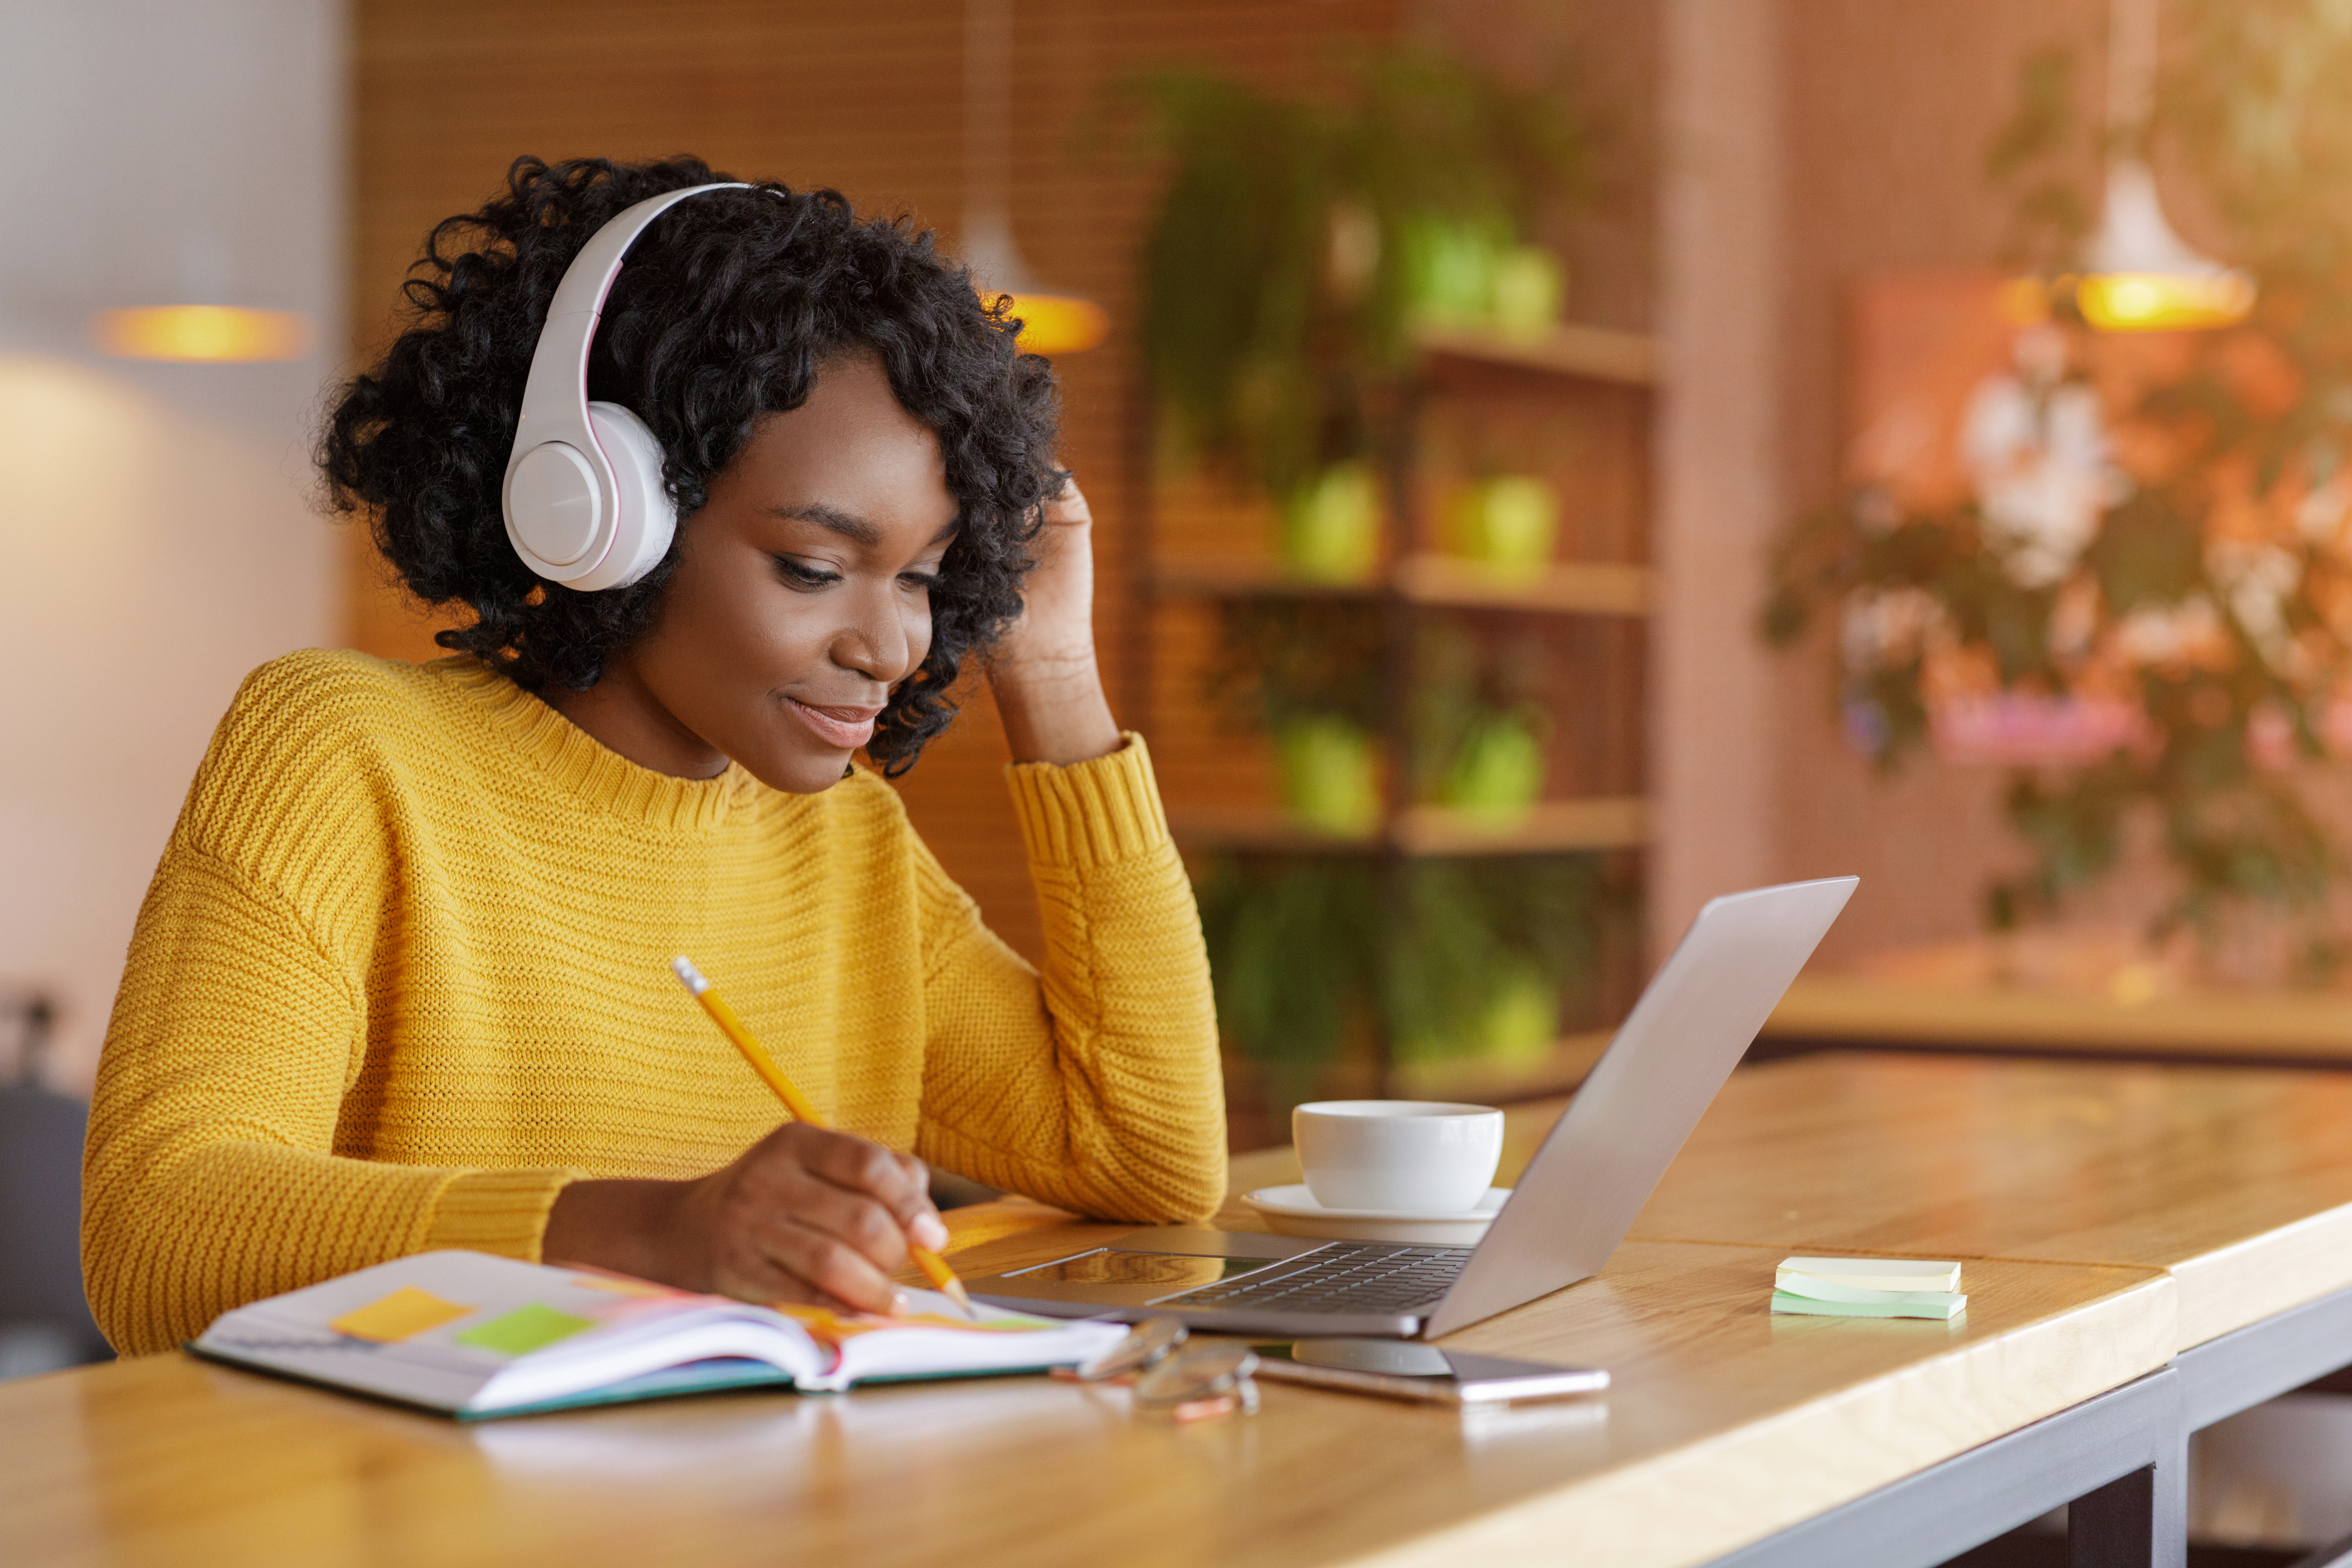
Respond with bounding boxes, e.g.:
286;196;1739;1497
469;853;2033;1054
988;478;1122;765
994;478;1098;674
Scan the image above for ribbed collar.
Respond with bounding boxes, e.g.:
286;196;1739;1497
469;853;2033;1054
429;657;761;833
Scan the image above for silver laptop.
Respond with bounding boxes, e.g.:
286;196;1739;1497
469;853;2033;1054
967;877;1857;1339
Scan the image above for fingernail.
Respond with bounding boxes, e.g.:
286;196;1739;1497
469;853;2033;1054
914;1213;950;1251
890;1289;912;1317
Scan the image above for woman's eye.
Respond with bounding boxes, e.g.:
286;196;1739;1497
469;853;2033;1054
898;570;943;593
772;556;841;590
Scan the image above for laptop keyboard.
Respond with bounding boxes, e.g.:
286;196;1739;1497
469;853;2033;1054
1156;1243;1475;1315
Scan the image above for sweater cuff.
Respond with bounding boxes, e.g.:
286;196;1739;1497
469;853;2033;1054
423;1168;579;1261
1005;733;1172;870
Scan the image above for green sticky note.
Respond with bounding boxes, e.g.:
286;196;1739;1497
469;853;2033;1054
1774;1275;1968;1310
454;1303;596;1356
1770;1290;1965;1322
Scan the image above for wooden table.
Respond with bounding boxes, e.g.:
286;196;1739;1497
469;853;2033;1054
0;1238;2168;1568
1238;1050;2352;1352
1246;1051;2352;1562
24;1050;2352;1568
1636;1052;2352;1352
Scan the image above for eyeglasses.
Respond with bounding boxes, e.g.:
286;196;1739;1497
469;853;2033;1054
1057;1317;1260;1422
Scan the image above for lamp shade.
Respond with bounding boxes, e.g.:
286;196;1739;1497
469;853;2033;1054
2077;161;2255;332
985;289;1109;356
92;306;312;362
962;209;1106;356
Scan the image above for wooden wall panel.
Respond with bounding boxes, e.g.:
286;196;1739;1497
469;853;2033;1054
346;0;1402;960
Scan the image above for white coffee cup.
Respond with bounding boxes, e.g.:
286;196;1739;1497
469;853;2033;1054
1293;1100;1505;1214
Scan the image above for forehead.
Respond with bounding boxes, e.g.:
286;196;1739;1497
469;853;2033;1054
733;354;954;523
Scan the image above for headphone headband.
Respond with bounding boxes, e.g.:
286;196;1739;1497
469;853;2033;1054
502;181;764;591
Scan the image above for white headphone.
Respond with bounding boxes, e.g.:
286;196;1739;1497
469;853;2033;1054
502;181;764;591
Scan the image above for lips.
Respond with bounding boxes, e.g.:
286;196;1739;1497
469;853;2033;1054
784;695;883;750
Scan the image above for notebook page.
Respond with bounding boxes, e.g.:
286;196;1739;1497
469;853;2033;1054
800;1290;1129;1391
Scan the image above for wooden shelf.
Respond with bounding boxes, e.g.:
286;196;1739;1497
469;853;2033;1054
1167;805;1381;853
1412;321;1658;386
1386;1027;1616;1104
1393;554;1649;614
1151;559;1379;599
1170;796;1648;856
1146;317;1656;1131
1395;798;1648;854
1152;553;1651;616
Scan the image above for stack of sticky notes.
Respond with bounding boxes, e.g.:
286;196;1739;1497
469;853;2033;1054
1771;1256;1966;1321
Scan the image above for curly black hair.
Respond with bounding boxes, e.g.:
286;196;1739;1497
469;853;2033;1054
320;154;1063;774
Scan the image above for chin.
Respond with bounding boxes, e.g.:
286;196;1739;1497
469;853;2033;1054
741;746;857;796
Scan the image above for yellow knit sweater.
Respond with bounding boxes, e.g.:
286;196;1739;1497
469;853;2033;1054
82;650;1225;1356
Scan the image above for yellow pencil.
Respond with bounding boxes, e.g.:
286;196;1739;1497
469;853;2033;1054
671;956;974;1316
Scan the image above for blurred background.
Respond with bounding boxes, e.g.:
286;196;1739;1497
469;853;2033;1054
13;0;2352;1550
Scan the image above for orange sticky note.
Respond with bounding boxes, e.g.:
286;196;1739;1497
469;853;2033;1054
330;1286;471;1344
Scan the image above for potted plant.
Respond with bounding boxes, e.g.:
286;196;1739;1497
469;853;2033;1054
1135;46;1607;1108
1766;5;2352;961
1128;47;1584;574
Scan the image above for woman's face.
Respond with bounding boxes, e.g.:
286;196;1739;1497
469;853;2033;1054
610;351;960;794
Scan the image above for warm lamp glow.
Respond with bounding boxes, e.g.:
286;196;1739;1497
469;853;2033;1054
2075;163;2256;335
962;0;1104;358
92;306;312;363
2066;0;2259;337
2076;270;2257;333
988;289;1110;356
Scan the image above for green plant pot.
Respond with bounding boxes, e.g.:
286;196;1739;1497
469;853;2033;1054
1440;713;1547;824
1441;476;1559;579
1476;967;1561;1064
1489;246;1564;339
1281;462;1382;583
1402;217;1501;329
1395;964;1560;1065
1275;717;1381;836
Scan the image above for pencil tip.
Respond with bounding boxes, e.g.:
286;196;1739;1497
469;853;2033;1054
671;956;708;995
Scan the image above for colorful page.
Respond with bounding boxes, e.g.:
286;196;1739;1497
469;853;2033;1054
192;1251;1128;1414
191;1250;818;1415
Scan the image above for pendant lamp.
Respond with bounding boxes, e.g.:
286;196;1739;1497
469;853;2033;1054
92;306;311;363
2075;0;2254;332
962;0;1107;356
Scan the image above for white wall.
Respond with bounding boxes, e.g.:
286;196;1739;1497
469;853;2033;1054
0;1;345;1092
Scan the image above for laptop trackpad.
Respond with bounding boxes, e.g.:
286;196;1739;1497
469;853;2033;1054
1011;1251;1275;1292
980;1228;1329;1310
1102;1227;1325;1260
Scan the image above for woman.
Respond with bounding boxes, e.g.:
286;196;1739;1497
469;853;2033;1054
80;156;1226;1357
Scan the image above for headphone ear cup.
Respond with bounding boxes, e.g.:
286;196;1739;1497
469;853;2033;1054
566;402;677;591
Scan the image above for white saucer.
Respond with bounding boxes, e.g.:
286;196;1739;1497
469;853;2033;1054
1241;1184;1511;1245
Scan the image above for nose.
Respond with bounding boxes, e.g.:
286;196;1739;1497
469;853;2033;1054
827;579;925;686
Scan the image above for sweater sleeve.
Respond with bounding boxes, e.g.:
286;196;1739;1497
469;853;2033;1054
80;846;574;1357
911;735;1227;1223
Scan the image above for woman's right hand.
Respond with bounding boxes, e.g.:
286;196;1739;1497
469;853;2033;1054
542;1121;951;1314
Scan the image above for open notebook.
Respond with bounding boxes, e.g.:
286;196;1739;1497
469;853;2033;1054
190;1249;1129;1419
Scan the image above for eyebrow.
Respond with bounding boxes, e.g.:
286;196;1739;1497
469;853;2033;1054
768;503;881;548
766;504;961;550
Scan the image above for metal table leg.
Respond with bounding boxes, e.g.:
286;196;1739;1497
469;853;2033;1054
1710;1369;2185;1568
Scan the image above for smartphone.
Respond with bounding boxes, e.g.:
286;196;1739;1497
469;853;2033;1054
1249;1338;1608;1405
